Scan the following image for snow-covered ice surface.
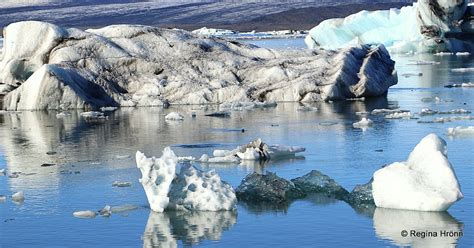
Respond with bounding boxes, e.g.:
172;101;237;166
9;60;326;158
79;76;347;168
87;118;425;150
0;39;473;247
0;21;397;110
306;1;474;54
373;134;463;211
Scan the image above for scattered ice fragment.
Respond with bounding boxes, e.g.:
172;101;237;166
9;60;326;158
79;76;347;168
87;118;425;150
297;106;318;111
372;134;463;211
451;68;474;73
419;108;471;116
447;126;474;136
401;72;422;77
100;106;118;112
291;170;349;200
136;148;177;213
73;210;97;218
165;112;184;121
115;155;131;159
80;111;106;119
99;205;112;217
407;60;440;65
219;101;277;111
455;52;471;56
56;112;71;118
346;97;365;101
384;112;413;119
11;191;24;202
353;118;373;129
0;195;7;202
112;181;132;187
421;96;441;103
110;205;140;213
355;111;369;116
434;52;454;56
0;169;5;175
371;109;409;115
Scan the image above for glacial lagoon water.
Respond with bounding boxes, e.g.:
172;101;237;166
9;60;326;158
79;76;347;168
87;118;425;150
1;39;473;247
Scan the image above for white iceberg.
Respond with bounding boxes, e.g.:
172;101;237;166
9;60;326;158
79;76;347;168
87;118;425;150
168;164;236;211
165;112;184;121
306;1;473;54
136;148;177;213
0;21;397;110
447;126;474;136
384;111;413;119
372;134;463;211
11;191;24;202
73;210;97;218
136;148;237;212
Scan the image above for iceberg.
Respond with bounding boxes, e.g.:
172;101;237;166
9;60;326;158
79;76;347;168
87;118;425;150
372;134;463;211
353;117;373;129
73;210;97;218
136;148;237;212
447;126;474;136
306;1;474;53
164;112;184;121
0;21;397;110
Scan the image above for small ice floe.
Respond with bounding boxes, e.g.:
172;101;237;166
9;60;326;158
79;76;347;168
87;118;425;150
291;170;349;200
419;116;474;123
219;101;277;111
73;210;97;218
346;97;365;101
419;108;471;116
372;134;463;211
353;118;373;129
447;126;474;136
112;181;132;187
200;138;306;163
99;205;112;217
11;191;24;202
451;68;474;73
136;148;237;212
401;72;423;78
0;169;5;175
455;52;471;56
0;195;6;202
110;205;140;213
444;82;474;88
407;60;440;65
80;111;106;120
297;106;318;111
434;52;454;56
165;112;184;121
371;109;410;115
421;96;441;103
100;106;118;112
319;121;338;126
205;111;231;118
56;112;71;118
355;111;369;116
385;112;413;119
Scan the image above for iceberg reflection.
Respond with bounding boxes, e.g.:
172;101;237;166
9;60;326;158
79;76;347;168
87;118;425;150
143;210;237;247
373;208;463;247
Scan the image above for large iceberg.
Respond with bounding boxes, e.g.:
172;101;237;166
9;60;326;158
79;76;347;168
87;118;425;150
136;148;236;212
306;1;474;53
372;134;463;211
0;21;397;110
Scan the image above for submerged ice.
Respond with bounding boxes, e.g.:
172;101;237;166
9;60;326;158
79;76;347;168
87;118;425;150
0;21;396;110
306;1;474;53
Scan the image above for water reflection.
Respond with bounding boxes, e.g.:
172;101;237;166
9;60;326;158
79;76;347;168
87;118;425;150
143;210;237;247
373;208;463;247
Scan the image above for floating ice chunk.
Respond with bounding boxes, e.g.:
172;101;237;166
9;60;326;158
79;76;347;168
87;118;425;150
116;155;131;159
0;169;5;175
372;134;463;211
99;205;112;217
12;191;24;202
136;148;177;213
451;68;474;73
447;126;474;136
371;109;409;115
219;101;277;111
407;60;440;65
213;150;233;158
165;112;184;121
385;112;413;119
168;164;237;211
297;106;318;111
419;115;474;123
445;82;474;88
73;210;97;218
419;108;438;116
291;170;349;200
112;181;132;187
80;111;106;119
353;118;373;129
236;148;261;160
455;52;471;56
0;195;6;202
421;96;441;103
100;106;118;112
177;156;196;162
401;72;423;78
56;112;71;118
434;52;454;56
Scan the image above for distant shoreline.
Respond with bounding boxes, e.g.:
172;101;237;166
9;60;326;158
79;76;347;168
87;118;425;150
0;2;412;34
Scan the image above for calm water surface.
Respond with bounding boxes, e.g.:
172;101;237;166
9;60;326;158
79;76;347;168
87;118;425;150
0;39;473;247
